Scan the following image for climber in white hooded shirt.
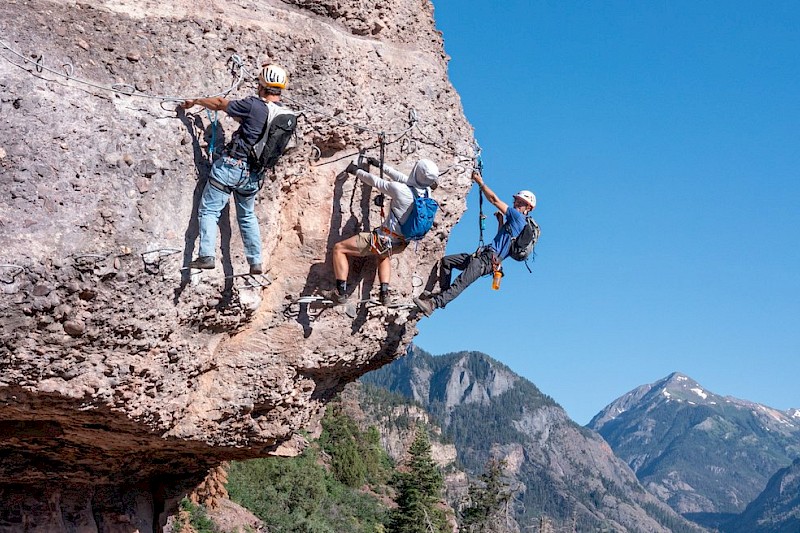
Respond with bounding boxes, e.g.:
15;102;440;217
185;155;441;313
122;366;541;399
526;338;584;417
326;157;439;306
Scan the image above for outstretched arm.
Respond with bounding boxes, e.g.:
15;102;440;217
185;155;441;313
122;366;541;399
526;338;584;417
352;167;400;197
472;171;509;214
181;97;230;112
367;157;407;184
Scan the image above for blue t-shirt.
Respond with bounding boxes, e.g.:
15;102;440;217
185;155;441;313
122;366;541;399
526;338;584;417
225;96;270;159
489;207;527;259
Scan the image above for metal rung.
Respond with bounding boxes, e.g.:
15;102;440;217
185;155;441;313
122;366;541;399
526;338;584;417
0;264;24;284
225;273;272;288
141;248;181;260
72;253;108;263
294;296;333;305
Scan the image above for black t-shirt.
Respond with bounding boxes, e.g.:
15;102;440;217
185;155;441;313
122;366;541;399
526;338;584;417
225;96;269;159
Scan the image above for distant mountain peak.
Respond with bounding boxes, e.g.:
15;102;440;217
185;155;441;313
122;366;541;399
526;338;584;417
656;372;718;405
588;372;800;522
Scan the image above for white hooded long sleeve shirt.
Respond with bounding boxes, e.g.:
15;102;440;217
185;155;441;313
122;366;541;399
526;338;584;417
354;159;438;244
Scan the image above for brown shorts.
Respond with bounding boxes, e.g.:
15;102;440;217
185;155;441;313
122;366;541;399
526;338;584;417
354;232;408;257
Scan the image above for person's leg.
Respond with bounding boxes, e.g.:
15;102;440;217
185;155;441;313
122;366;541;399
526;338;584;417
196;158;241;264
439;252;472;291
196;181;230;261
376;242;406;284
376;255;391;284
324;235;365;303
332;236;362;282
432;252;493;309
233;189;262;267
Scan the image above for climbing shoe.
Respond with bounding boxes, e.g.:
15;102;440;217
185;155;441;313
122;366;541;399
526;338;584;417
189;256;215;270
379;291;395;306
323;290;348;305
413;296;435;317
249;263;263;275
418;290;433;301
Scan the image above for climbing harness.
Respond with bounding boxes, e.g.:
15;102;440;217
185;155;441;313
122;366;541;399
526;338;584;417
206;110;219;162
474;143;486;250
369;231;393;256
374;132;388;223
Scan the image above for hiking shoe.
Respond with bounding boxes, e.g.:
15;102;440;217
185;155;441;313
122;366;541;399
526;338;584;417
189;256;215;270
249;263;263;275
379;291;395;306
413;296;435;317
322;290;348;305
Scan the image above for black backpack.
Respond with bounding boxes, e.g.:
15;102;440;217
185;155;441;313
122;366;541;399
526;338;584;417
508;216;540;265
248;102;297;173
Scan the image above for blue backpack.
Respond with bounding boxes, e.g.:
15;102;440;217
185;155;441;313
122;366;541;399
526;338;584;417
399;187;438;241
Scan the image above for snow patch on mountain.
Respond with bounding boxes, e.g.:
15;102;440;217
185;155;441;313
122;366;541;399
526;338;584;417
690;387;708;400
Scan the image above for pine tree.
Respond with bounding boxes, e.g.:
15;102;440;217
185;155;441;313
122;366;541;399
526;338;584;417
320;403;367;487
460;459;513;532
388;428;448;533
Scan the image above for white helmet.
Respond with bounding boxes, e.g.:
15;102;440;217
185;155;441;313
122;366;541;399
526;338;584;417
259;64;288;89
513;190;536;209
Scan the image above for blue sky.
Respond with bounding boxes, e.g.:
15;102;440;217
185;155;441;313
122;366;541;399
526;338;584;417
415;0;800;424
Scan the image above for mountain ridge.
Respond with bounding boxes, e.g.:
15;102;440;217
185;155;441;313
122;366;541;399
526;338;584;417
588;371;800;524
592;372;800;433
363;346;705;532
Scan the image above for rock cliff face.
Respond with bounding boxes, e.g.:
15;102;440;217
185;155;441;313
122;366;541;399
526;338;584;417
0;0;474;528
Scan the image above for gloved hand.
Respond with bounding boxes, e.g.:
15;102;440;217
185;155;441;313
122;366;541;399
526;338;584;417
367;156;382;168
345;161;359;175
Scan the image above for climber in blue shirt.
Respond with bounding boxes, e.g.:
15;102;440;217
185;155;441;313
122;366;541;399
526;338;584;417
414;170;536;316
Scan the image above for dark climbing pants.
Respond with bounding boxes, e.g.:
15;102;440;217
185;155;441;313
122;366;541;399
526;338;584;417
432;249;495;309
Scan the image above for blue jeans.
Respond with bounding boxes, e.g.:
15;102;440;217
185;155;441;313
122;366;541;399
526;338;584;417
197;157;262;265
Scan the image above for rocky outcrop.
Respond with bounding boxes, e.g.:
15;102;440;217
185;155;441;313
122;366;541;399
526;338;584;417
0;0;474;528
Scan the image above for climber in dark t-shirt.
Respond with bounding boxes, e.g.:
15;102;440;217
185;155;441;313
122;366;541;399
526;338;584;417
181;64;292;275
